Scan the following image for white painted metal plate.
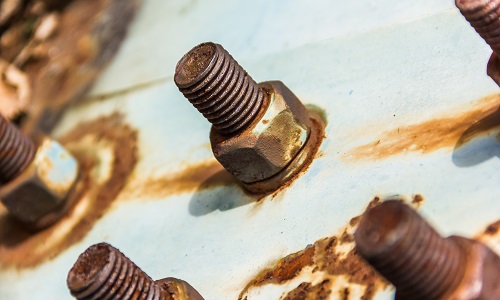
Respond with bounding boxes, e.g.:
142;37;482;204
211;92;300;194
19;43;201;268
1;0;500;299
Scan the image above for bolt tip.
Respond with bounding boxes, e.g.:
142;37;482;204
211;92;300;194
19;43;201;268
174;42;218;88
354;200;412;257
67;243;113;294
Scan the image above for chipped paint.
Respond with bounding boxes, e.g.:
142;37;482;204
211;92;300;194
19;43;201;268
239;197;389;300
239;196;427;300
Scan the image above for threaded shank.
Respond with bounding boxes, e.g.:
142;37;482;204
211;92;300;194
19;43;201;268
174;42;265;135
354;200;466;300
0;114;36;184
456;0;500;55
67;243;164;300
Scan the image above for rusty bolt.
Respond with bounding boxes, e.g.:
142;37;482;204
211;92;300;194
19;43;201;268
456;0;500;86
0;114;79;229
355;200;500;300
174;42;324;193
67;243;205;300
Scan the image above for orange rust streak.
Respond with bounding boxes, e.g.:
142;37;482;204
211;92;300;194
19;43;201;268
254;246;316;286
348;94;500;160
124;160;235;200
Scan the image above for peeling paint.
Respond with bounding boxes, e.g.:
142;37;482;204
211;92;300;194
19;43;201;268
238;197;388;300
238;195;426;300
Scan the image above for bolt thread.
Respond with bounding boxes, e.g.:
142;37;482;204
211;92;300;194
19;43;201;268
174;42;265;135
355;200;466;300
456;0;500;55
0;114;36;184
67;243;164;300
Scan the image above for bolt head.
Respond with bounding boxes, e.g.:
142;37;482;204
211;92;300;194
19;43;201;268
0;136;78;226
211;81;311;183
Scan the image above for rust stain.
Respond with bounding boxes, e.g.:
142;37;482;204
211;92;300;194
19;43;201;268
282;280;332;300
411;194;424;209
483;220;500;236
254;246;316;286
238;197;388;300
123;160;236;200
347;94;500;160
476;220;500;254
0;113;138;269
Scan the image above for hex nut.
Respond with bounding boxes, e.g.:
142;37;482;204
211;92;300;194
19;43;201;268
0;136;78;226
447;236;500;300
210;81;312;183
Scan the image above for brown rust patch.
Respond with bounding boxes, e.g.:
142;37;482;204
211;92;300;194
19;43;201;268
483;220;500;236
238;197;388;300
347;94;500;160
123;160;236;200
282;280;332;300
411;194;424;208
0;113;137;269
254;246;316;286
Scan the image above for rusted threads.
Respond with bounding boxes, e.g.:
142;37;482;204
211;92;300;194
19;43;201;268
354;200;466;300
0;114;36;184
456;0;500;55
67;243;163;300
174;42;265;135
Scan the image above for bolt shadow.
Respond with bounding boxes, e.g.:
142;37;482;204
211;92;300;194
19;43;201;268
452;105;500;167
188;170;261;217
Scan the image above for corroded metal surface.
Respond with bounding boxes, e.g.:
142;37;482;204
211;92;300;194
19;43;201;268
176;43;325;193
1;0;500;299
175;43;265;135
355;201;466;299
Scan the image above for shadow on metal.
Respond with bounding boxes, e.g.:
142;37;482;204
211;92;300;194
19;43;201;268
452;106;500;167
188;170;258;217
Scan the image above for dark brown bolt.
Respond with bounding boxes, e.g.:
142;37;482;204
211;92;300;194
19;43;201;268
174;42;265;135
354;200;466;300
67;243;166;300
67;243;205;300
0;114;36;184
456;0;500;56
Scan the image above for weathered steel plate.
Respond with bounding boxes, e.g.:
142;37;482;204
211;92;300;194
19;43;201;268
1;0;500;299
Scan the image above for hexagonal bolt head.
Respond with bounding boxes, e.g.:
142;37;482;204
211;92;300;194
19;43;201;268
210;81;312;184
0;136;79;228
